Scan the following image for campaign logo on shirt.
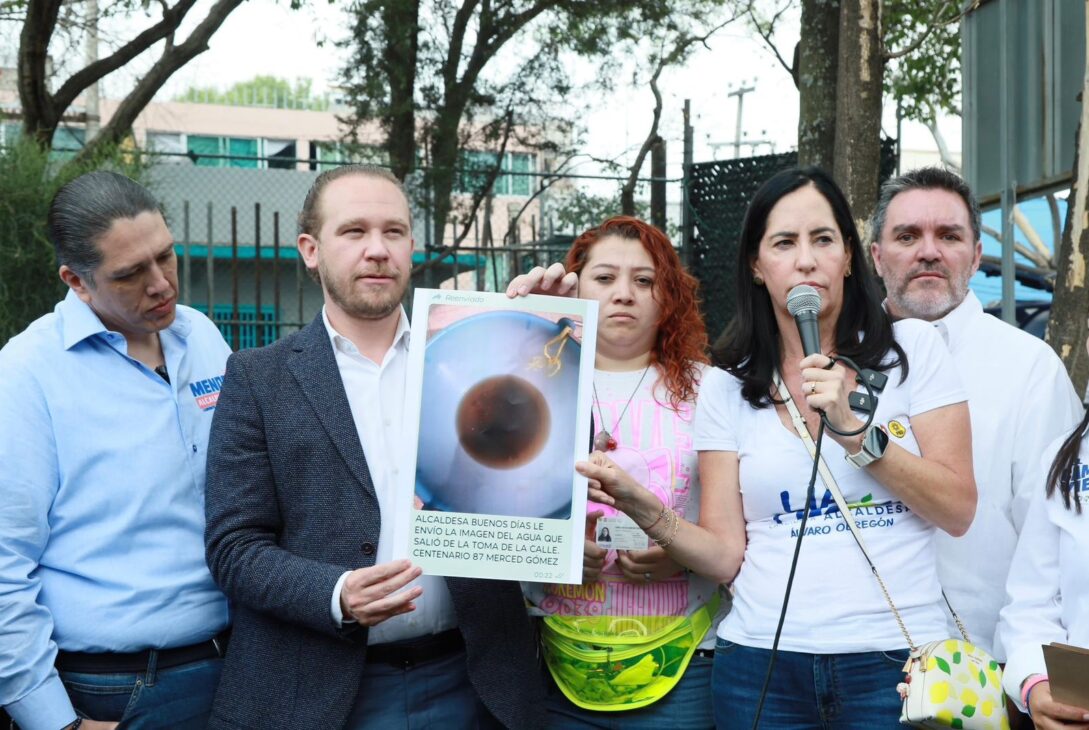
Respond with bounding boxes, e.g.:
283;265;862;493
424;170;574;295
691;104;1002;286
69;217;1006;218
189;375;225;411
772;491;908;537
888;420;907;438
1065;459;1089;500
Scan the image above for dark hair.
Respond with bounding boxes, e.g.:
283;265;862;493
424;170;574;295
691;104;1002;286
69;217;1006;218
47;171;161;282
714;167;906;408
565;216;709;408
298;164;406;238
870;166;982;246
1045;408;1089;513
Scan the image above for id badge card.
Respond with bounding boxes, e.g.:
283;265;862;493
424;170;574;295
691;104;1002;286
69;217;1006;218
595;513;651;550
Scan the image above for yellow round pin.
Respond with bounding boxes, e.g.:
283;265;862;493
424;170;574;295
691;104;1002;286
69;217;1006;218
888;420;906;438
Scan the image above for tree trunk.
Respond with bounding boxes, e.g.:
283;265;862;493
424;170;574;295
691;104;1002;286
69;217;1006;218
797;0;839;171
18;0;62;147
382;0;419;180
833;0;882;230
1047;100;1089;395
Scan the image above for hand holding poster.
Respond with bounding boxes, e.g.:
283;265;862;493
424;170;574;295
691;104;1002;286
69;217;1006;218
394;288;598;584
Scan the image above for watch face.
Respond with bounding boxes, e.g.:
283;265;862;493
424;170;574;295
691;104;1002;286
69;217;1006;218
867;425;889;456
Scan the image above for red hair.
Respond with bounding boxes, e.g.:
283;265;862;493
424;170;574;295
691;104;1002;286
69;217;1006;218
565;216;709;408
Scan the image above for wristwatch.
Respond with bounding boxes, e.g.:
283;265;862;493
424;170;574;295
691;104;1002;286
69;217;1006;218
845;425;889;468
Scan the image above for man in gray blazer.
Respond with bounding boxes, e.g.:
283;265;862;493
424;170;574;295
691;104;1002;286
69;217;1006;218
204;164;545;729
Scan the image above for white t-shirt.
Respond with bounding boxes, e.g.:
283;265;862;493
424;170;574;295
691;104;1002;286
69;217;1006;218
930;292;1082;660
998;431;1089;711
526;364;722;650
694;319;966;653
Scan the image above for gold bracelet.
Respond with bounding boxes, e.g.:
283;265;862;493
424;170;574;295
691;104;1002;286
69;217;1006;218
646;508;674;542
654;510;681;548
642;503;669;533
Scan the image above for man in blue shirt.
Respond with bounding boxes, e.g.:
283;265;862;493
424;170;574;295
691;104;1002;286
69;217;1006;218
0;172;231;729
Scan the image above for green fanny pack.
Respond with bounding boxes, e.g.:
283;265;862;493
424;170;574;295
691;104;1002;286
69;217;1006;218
541;592;719;711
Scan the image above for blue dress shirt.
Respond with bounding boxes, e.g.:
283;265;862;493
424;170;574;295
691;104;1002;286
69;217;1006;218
0;291;231;729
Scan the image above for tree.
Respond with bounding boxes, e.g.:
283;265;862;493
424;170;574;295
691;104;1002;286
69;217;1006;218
176;75;330;110
1047;55;1089;392
13;0;247;162
618;3;748;216
752;0;961;223
339;0;722;274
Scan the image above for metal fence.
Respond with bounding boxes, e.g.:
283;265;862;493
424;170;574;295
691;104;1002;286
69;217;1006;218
163;145;902;351
156;154;685;349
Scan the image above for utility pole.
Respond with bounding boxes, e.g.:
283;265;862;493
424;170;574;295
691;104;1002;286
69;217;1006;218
85;0;100;139
727;81;755;158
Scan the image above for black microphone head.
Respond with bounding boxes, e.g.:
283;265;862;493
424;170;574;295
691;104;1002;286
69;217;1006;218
786;285;821;318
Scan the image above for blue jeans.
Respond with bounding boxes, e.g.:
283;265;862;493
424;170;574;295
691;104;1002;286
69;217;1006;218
344;650;501;730
545;653;714;729
712;639;908;729
59;656;222;729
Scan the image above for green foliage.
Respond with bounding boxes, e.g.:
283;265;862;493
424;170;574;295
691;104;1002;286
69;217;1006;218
883;0;961;123
0;140;147;347
175;75;329;111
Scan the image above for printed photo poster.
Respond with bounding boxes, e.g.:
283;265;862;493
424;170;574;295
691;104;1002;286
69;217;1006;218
394;289;599;584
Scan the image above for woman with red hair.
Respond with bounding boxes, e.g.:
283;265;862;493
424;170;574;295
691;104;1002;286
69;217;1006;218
510;216;722;728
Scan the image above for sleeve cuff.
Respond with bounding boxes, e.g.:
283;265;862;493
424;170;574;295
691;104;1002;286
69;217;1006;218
6;674;76;730
331;570;354;626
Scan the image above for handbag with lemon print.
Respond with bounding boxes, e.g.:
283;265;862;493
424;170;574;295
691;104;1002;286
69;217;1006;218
540;592;719;711
778;379;1008;730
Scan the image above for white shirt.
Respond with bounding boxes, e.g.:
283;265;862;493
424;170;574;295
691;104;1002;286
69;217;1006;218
323;307;457;644
930;292;1082;659
695;319;965;653
997;432;1089;711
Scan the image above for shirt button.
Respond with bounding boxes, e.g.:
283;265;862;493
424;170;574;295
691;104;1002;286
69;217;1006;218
384;419;391;427
192;444;198;453
361;542;376;555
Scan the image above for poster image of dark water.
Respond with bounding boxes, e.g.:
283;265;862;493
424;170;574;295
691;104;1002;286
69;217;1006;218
415;308;581;519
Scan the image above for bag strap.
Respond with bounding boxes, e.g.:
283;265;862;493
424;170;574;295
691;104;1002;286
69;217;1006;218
775;374;971;649
774;372;923;651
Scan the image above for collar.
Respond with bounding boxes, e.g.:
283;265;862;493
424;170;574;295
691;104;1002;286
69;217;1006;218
59;288;192;350
321;305;410;357
932;291;981;350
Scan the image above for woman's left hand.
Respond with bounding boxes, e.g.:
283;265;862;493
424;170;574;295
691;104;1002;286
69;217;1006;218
616;546;684;583
577;452;662;527
799;354;864;438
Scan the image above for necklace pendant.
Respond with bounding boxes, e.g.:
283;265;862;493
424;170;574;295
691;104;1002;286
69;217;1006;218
593;430;617;452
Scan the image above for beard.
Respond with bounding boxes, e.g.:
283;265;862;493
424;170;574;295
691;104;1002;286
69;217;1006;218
885;262;972;321
321;260;408;320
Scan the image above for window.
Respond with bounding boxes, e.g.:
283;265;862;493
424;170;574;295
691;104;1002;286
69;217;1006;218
146;132;186;163
310;141;387;171
454;151;536;197
1;123;21;146
185;135;283;169
504;152;534;196
264;139;296;169
51;126;85;160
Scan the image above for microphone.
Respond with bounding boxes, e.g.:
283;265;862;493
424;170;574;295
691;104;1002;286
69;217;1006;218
786;285;822;357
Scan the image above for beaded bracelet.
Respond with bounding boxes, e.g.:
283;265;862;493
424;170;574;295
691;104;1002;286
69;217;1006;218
653;509;681;548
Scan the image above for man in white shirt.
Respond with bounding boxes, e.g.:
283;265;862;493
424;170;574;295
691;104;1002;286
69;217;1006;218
868;165;1082;662
203;164;544;729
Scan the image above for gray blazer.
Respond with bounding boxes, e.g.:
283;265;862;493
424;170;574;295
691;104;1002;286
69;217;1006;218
204;314;545;729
